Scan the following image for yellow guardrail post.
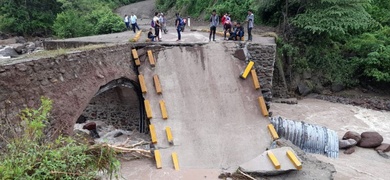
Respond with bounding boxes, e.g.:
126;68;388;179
240;61;254;79
258;96;269;117
286;150;302;170
267;150;281;169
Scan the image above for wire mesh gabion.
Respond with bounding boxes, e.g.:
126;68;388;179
270;116;339;158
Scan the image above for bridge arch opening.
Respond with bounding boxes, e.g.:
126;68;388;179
78;78;146;134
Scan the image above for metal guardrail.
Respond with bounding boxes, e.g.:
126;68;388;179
270;116;339;158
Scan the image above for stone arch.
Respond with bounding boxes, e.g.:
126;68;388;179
80;78;147;133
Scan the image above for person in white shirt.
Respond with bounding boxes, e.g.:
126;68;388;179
152;12;161;41
124;14;130;30
130;14;140;33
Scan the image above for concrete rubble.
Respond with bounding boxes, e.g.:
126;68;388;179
239;147;301;176
238;139;336;179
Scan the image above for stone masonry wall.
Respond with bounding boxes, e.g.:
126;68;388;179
0;44;138;136
82;86;140;131
247;44;277;103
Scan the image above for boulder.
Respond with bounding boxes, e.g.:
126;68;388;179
76;115;87;124
344;146;356;155
0;32;9;40
9;43;26;54
26;42;36;53
233;49;246;61
339;139;357;149
297;81;312;96
331;83;345;92
375;143;390;153
357;131;383;148
0;46;18;57
34;40;43;47
83;122;97;130
342;131;361;143
15;36;26;43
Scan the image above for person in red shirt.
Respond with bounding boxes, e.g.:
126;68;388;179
221;13;227;30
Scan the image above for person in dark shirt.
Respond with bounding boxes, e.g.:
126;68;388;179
175;13;182;41
234;22;244;41
147;28;155;42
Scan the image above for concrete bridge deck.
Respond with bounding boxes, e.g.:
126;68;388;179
126;42;273;178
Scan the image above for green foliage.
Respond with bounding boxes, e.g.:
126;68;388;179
0;97;120;179
157;0;259;23
366;0;390;26
345;27;390;82
292;1;376;36
53;10;94;38
0;0;61;35
53;0;126;38
88;6;126;35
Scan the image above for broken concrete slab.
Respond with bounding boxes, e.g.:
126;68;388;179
254;139;337;180
239;147;301;176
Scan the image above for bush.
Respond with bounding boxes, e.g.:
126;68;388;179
0;97;120;179
53;10;94;38
345;27;390;82
88;6;126;35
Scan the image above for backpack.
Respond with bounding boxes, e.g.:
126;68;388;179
151;20;155;28
179;18;185;26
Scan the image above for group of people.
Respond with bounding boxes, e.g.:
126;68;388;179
147;12;170;42
126;9;254;43
148;12;186;42
124;14;140;33
209;9;254;42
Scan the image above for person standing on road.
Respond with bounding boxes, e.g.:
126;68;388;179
124;14;130;31
246;9;254;41
153;12;161;41
130;13;140;33
160;13;168;34
209;9;219;42
175;13;182;41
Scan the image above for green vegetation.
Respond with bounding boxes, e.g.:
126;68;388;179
157;0;258;21
260;0;390;85
157;0;390;87
0;97;120;179
0;0;143;38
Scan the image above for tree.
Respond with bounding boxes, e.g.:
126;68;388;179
0;0;61;36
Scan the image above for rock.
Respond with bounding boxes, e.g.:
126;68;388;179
15;36;26;43
342;131;361;143
375;143;390;153
239;147;301;176
34;40;43;47
273;98;298;104
233;49;246;61
9;43;26;54
27;42;36;52
358;131;383;148
114;132;123;138
76;115;87;124
0;32;9;40
0;46;18;57
83;122;97;130
331;83;345;92
303;70;312;79
297;81;312;96
339;139;357;149
344;146;356;154
15;64;28;71
89;129;100;139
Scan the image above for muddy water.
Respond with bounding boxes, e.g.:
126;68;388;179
272;98;390;180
